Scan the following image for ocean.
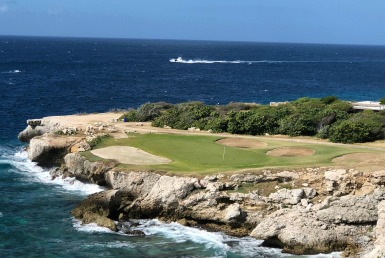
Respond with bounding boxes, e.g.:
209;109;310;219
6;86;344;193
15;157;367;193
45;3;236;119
1;36;384;257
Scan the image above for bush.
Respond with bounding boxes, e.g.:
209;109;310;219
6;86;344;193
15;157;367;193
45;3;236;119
279;114;317;136
329;121;373;143
119;109;137;121
135;102;174;122
152;108;180;128
321;96;339;105
329;111;385;143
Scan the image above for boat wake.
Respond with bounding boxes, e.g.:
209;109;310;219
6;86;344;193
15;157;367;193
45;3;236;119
1;69;22;74
170;57;259;64
169;57;356;65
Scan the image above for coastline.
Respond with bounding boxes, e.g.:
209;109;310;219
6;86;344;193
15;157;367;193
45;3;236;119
18;112;385;257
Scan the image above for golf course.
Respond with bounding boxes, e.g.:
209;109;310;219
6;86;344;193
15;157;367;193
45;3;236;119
82;132;385;175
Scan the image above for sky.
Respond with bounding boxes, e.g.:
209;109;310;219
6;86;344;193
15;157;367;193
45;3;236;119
0;0;385;45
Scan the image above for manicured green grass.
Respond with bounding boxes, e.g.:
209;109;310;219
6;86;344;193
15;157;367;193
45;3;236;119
83;133;384;174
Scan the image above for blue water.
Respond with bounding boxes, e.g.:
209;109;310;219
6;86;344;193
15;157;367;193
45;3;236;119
1;36;384;257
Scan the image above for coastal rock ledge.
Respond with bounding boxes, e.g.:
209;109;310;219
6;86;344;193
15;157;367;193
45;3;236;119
19;116;385;256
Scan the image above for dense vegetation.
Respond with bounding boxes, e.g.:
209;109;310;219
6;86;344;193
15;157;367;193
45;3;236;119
120;97;385;143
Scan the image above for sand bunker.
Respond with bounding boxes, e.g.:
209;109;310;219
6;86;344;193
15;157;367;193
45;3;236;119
333;153;385;164
91;146;171;165
216;138;268;148
266;147;316;157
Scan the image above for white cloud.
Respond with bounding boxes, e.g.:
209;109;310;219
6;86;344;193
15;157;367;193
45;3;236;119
0;3;9;13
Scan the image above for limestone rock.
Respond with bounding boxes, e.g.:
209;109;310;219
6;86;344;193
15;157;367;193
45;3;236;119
71;190;118;232
250;208;353;255
364;201;385;257
105;171;161;197
27;119;42;128
224;203;242;222
324;169;346;193
269;188;304;205
303;187;317;199
64;153;117;185
18;125;47;142
139;175;198;216
316;194;381;224
18;117;63;142
28;134;80;167
371;170;385;186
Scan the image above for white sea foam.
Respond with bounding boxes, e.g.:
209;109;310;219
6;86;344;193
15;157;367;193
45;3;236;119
72;218;114;234
72;216;341;257
134;219;230;250
0;212;3;218
9;150;104;195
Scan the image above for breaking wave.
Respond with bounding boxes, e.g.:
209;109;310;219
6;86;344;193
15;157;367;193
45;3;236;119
2;147;104;196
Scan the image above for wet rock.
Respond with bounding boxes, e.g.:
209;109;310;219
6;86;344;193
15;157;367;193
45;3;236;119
71;190;118;232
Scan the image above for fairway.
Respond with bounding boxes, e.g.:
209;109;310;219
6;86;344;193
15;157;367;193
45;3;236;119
83;133;384;174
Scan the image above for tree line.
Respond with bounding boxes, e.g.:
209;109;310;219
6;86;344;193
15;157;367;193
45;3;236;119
120;96;385;144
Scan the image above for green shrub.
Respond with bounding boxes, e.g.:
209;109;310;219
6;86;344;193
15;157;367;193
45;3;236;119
329;111;385;143
279;114;317;136
119;109;137;121
321;96;339;105
135;102;174;122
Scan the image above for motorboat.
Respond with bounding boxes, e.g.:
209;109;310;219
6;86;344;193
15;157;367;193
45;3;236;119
169;57;183;63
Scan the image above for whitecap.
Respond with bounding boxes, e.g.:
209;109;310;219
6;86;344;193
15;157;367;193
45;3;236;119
0;212;3;218
72;218;114;234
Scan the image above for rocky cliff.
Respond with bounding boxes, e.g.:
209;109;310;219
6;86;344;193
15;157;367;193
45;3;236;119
20;117;385;256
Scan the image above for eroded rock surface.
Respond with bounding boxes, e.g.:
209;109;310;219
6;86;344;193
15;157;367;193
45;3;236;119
71;190;118;231
28;134;81;166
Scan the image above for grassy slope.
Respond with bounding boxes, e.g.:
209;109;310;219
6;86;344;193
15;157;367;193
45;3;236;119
82;133;383;175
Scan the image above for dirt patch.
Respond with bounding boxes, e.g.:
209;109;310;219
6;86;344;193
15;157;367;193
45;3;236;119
266;147;316;157
333;153;385;164
91;146;171;165
216;138;268;148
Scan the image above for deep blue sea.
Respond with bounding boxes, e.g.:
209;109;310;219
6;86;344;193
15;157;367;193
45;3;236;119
1;36;385;257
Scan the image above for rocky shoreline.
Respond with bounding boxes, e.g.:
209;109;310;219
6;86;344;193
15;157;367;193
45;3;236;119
18;115;385;257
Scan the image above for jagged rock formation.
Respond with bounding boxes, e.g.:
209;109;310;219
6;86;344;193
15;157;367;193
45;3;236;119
71;190;118;231
28;134;82;167
18;118;61;142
